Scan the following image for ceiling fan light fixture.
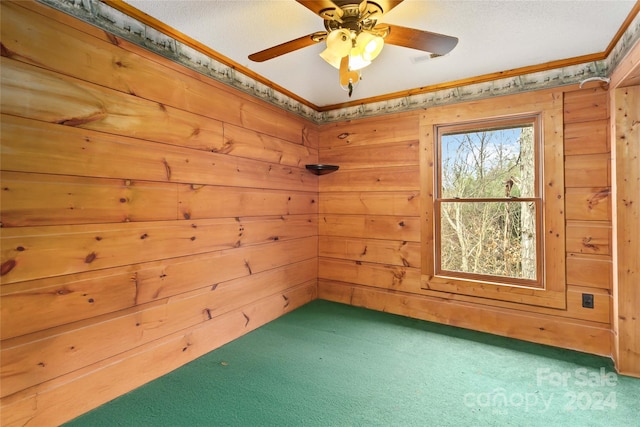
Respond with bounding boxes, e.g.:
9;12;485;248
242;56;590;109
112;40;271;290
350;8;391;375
347;31;384;70
327;29;352;50
320;28;353;68
347;53;371;71
319;49;344;69
355;32;384;62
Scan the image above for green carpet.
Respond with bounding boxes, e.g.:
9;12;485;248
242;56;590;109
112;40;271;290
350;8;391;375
66;300;640;426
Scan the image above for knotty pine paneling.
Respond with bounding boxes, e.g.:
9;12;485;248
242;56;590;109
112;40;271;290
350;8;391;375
1;237;317;340
565;187;611;221
1;0;311;145
319;191;420;216
1;215;316;284
0;1;318;424
222;123;316;166
319;236;420;268
566;253;612;290
321;140;419;168
318;166;420;192
319;258;421;293
1;172;180;227
1;259;317;398
563;88;609;123
564;119;609;155
320;114;420;149
564;153;610;188
1;57;226;151
613;84;640;376
319;214;420;241
562;87;613;329
558;220;611;255
1;115;314;192
2;283;316;427
178;185;317;220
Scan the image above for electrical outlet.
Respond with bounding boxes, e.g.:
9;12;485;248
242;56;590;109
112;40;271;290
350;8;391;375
582;293;594;309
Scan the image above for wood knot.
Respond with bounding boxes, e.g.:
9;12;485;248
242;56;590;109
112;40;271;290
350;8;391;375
1;42;13;58
582;237;599;251
2;259;17;276
105;32;119;46
85;252;97;264
242;312;250;326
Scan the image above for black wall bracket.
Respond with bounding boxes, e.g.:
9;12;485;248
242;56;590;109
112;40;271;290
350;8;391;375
305;164;339;175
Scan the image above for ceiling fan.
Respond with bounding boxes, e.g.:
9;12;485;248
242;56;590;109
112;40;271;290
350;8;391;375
248;0;458;97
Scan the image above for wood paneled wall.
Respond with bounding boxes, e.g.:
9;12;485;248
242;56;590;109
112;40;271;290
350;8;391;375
609;34;640;379
318;87;613;357
613;85;640;377
0;1;318;425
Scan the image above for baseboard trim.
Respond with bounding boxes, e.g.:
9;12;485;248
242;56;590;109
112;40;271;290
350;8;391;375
318;280;612;358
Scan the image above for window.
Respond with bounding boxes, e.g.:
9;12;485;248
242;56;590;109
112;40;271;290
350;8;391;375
436;116;542;287
420;92;566;309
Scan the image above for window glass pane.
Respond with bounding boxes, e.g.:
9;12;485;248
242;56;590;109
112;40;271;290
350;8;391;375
439;201;537;280
440;125;535;199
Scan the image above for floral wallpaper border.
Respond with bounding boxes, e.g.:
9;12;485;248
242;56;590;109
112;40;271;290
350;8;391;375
39;0;639;124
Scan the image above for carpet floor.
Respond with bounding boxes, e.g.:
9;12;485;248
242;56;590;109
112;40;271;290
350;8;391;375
66;300;640;426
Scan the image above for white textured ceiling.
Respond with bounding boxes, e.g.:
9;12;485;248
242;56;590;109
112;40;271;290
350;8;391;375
125;0;636;107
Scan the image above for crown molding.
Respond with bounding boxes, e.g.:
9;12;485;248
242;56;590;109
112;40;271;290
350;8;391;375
38;0;640;124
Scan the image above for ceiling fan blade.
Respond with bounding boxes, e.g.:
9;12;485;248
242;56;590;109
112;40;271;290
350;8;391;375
372;0;404;15
248;32;325;62
296;0;340;16
379;24;458;55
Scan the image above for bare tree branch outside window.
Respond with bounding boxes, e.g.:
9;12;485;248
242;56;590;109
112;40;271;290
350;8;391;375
437;119;540;284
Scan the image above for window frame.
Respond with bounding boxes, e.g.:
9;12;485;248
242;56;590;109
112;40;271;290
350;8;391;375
419;92;566;309
434;115;544;288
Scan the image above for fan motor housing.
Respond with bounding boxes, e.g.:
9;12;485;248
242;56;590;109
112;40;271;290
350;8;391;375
322;2;383;33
